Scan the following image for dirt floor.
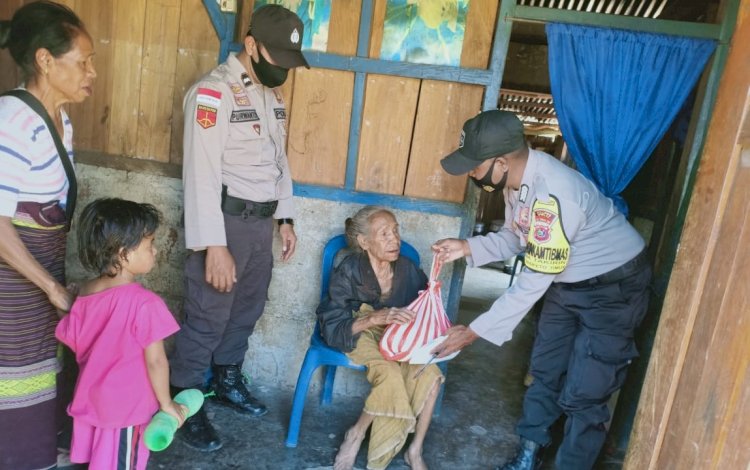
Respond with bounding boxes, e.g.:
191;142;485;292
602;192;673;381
61;267;625;469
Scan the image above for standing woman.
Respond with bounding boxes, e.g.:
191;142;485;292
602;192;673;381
0;2;96;469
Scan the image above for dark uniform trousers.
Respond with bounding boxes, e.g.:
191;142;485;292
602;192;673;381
517;262;651;470
170;212;274;388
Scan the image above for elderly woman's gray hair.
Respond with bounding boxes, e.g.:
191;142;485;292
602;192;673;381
344;205;395;251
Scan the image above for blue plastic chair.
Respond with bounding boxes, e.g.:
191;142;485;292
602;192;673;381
285;234;420;448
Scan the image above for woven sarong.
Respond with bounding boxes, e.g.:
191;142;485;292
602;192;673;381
348;305;444;470
0;217;66;470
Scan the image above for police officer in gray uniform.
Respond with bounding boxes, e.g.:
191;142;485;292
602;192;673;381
432;110;651;470
169;5;308;451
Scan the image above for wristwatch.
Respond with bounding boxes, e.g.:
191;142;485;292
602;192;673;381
277;218;294;226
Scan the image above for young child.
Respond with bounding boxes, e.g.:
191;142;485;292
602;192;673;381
56;198;186;469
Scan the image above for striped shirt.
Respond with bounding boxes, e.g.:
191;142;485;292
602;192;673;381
0;90;74;218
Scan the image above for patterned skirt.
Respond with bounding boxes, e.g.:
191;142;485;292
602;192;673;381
346;314;444;470
0;220;66;470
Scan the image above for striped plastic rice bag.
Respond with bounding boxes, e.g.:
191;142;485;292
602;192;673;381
379;254;452;362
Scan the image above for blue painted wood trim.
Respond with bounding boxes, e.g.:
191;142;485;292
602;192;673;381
482;0;516;110
445;211;477;323
304;52;494;85
345;73;366;190
343;0;375;191
356;0;374;57
202;0;236;63
293;183;466;218
216;47;495;85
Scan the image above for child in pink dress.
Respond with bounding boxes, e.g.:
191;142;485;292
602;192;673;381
56;198;187;470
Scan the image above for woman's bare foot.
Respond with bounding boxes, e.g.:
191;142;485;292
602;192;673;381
333;428;365;470
405;446;428;470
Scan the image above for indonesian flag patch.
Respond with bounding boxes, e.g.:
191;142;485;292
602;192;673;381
197;87;221;106
196;88;221;129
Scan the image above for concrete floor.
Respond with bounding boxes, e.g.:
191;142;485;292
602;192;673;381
142;266;624;469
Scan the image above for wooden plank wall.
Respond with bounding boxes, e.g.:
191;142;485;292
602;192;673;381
0;0;219;164
0;1;34;92
356;0;421;195
283;0;360;188
356;0;499;202
243;0;499;201
406;0;498;202
624;1;750;468
2;0;498;205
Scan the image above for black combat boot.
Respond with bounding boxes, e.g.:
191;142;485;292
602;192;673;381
496;438;543;470
211;364;268;417
171;385;222;452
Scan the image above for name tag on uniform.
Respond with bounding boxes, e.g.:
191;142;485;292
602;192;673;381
230;110;260;123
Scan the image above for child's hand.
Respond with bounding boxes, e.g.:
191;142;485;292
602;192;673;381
161;400;189;427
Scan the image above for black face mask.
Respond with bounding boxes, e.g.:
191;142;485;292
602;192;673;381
252;48;289;88
471;159;508;193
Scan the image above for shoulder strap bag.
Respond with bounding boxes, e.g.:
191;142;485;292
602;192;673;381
1;89;77;230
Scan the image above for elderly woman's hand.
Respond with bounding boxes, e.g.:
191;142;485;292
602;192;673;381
352;306;415;335
370;307;415;326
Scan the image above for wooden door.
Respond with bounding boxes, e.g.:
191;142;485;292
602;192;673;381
625;2;750;468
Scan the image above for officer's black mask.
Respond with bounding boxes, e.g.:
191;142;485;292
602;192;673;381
252;45;288;88
471;158;508;193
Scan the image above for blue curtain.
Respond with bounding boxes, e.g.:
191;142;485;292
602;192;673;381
546;23;716;215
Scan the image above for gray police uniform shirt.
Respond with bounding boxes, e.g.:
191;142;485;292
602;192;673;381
182;54;294;250
467;148;645;346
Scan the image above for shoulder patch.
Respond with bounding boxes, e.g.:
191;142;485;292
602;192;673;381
196;87;222;108
229;82;243;94
234;95;251;106
196;105;217;129
514;206;531;237
524;195;570;274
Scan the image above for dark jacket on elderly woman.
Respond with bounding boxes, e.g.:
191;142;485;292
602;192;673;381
316;251;428;352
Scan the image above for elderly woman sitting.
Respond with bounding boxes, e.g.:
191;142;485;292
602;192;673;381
317;206;443;470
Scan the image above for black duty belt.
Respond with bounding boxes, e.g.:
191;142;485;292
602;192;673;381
562;249;649;289
221;185;277;218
